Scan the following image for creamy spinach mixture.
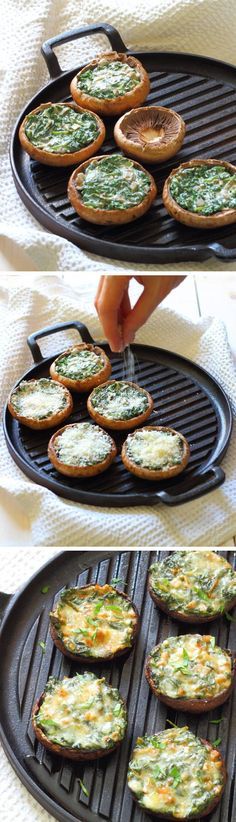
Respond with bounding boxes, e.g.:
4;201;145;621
76;155;151;210
54;348;104;381
53;422;112;466
25;105;99;154
148;635;232;700
169;165;236;216
35;672;127;750
77;59;140;99
149;551;236;617
90;381;149;420
127;727;224;817
10;379;68;420
51;584;137;657
125;429;184;470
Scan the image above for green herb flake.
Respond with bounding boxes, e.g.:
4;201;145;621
41;585;50;594
78;779;89;797
209;719;222;725
214;738;222;747
39;641;46;653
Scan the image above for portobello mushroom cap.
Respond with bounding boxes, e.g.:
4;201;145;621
162;158;236;228
67;155;157;225
127;730;226;820
121;425;190;480
7;378;73;430
70;51;150;116
145;638;235;713
48;422;117;478
148;551;236;623
114;106;186;163
50;343;111;392
19;102;106;166
50;583;140;662
87;380;154;430
32;674;127;761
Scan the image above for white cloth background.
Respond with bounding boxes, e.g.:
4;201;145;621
0;273;236;547
1;0;236;271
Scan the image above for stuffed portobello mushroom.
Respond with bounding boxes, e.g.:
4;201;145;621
145;634;235;712
67;154;157;225
7;378;73;430
19;102;105;166
70;51;150;116
50;343;111;392
48;422;117;478
148;551;236;622
87;380;153;430
121;426;190;480
50;583;139;661
127;727;226;820
32;672;127;760
162;159;236;229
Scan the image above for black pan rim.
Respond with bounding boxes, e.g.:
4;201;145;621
3;341;233;507
10;47;236;264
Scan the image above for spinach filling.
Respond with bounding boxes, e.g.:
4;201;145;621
126;429;183;470
51;585;136;656
11;378;67;420
54;349;104;380
169;165;236;216
25;105;99;154
53;422;112;467
148;635;232;700
35;672;127;750
77;60;140;99
76;155;151;210
149;551;236;616
90;381;149;420
127;728;224;816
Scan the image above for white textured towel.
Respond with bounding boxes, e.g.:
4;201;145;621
1;0;236;271
0;274;236;547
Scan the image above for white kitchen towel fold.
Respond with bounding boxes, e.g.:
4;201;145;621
1;0;236;271
0;274;235;547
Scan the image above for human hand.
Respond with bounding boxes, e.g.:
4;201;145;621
94;275;185;351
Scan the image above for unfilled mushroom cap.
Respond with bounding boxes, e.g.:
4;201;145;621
114;106;186;163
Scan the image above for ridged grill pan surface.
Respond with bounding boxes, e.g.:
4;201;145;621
0;549;235;822
10;23;236;263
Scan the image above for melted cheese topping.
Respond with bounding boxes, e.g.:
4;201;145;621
10;378;68;420
149;551;236;617
54;348;103;380
126;429;183;470
148;635;232;700
35;672;127;750
53;422;112;466
51;584;137;657
127;728;224;818
91;381;149;420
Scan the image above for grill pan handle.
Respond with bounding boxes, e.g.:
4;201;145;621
157;465;225;506
0;592;12;625
41;24;127;78
27;321;95;363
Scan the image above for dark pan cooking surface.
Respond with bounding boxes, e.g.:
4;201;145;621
0;550;235;822
3;320;232;507
10;23;236;263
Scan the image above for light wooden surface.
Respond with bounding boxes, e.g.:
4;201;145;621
0;272;235;547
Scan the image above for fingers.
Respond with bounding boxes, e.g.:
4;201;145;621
122;276;185;346
94;275;131;351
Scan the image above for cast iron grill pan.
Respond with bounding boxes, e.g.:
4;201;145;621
0;550;235;822
3;320;232;507
10;23;236;264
